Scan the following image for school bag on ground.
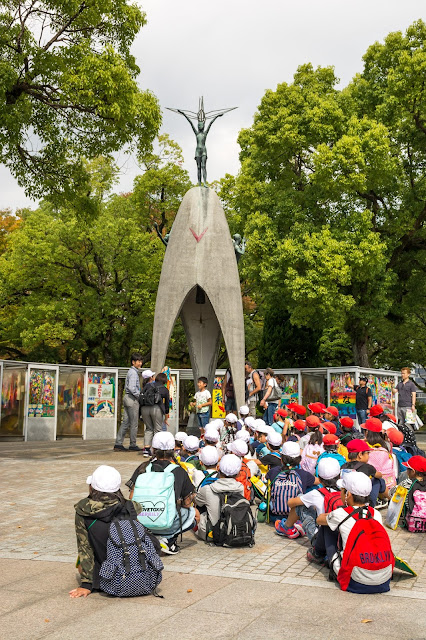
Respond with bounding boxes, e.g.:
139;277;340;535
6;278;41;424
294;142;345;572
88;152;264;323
211;492;256;547
318;487;344;512
335;506;394;592
405;481;426;533
98;507;164;597
270;469;303;515
133;463;176;530
386;485;408;530
139;383;161;407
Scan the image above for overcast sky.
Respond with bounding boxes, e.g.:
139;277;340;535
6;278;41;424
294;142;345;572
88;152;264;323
1;0;424;210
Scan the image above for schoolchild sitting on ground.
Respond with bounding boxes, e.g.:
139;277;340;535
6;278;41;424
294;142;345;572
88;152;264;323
300;424;324;475
323;406;340;433
341;439;386;506
277;457;342;541
252;420;270;455
309;472;394;593
364;418;396;490
322;422;337;435
220;413;239;445
400;456;426;532
272;408;287;434
195;453;245;540
203;425;221;449
315;434;346;473
387;428;411;480
284;403;306;436
287;419;306;443
178;435;201;463
192;446;219;490
258;430;283;468
237;405;250;431
127;432;198;555
71;465;161;598
174;431;187;455
266;441;317;530
308;403;326;420
339;417;358;446
299;415;321;449
227;439;252;500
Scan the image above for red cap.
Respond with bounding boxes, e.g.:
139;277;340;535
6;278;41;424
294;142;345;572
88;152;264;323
323;434;340;445
290;404;306;416
370;404;384;417
386;414;397;423
306;415;321;428
318;403;327;413
325;406;339;417
364;417;383;432
387;428;404;446
293;419;306;431
277;408;288;418
323;422;336;434
403;456;426;473
308;402;323;414
347;439;371;453
340;417;354;429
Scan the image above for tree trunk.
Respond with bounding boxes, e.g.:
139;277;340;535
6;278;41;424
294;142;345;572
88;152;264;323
352;336;370;367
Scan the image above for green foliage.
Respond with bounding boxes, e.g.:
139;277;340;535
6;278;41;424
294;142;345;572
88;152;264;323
0;0;161;199
219;21;426;369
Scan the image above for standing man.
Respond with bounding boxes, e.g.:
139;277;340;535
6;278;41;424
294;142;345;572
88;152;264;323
221;368;236;414
394;367;417;427
245;361;261;418
345;374;372;431
114;352;143;452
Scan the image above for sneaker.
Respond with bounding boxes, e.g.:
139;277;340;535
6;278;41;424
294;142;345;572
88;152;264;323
158;537;180;555
113;444;128;451
376;498;389;510
274;520;300;538
294;520;306;537
306;548;326;566
129;445;143;451
142;447;151;457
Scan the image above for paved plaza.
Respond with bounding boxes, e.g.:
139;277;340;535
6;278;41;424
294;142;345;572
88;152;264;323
1;440;426;639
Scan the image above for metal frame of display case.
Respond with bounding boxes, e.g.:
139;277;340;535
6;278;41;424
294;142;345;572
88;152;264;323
83;367;118;440
24;363;59;441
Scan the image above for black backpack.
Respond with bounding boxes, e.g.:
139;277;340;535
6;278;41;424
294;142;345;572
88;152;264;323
211;492;256;547
139;383;161;407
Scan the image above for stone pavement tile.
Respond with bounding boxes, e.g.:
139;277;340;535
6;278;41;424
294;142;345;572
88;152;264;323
141;609;260;640
153;572;233;606
0;559;50;587
0;589;46;615
7;562;80;594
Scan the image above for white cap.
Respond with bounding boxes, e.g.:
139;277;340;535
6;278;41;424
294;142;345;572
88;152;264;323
175;431;187;443
381;420;394;432
236;430;250;443
200;445;219;467
244;416;256;430
183;435;200;452
267;431;282;447
239;405;250;415
209;419;223;431
317;457;341;480
204;427;219;443
225;413;238;424
337;472;372;497
254;418;269;434
142;369;155;379
152;431;175;451
219;453;242;477
227;439;249;457
87;465;121;493
281;441;301;458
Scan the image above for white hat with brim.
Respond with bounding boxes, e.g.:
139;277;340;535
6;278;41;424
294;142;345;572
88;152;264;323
175;431;187;443
281;441;301;458
227;440;248;457
87;465;121;493
183;435;200;452
152;431;175;451
337;472;372;497
239;405;250;415
219;453;242;477
236;430;250;443
204;427;219;443
317;457;341;480
225;413;238;424
267;431;282;447
142;369;155;379
200;445;219;467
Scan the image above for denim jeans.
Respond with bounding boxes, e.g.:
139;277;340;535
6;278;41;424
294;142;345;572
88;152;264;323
225;397;237;413
197;412;210;429
296;505;318;541
263;402;278;426
356;409;367;431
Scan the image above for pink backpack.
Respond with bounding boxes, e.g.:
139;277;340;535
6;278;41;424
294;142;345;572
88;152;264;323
368;446;396;489
300;443;324;475
407;490;426;533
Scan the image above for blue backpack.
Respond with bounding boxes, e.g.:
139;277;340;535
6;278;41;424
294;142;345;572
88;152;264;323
99;515;164;597
197;470;219;489
133;462;176;530
270;469;303;515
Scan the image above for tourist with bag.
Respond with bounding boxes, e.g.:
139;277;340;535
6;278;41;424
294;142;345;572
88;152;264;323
71;465;163;599
127;432;198;555
139;369;164;456
114;352;144;452
260;368;282;425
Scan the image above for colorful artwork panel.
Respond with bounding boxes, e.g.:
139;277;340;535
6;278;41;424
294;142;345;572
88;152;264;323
28;369;56;418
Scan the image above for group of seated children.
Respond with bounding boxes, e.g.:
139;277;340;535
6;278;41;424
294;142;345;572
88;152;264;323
72;399;425;598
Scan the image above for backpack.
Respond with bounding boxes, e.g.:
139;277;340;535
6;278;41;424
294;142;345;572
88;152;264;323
405;481;426;533
368;446;396;490
318;487;344;512
197;470;219;490
133;462;176;530
211;491;256;547
300;443;324;475
235;460;252;501
98;508;164;597
270;469;303;515
139;383;161;407
335;506;394;592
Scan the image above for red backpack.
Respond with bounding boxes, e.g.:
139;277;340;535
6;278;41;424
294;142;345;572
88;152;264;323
337;506;394;591
235;460;252;501
318;487;344;512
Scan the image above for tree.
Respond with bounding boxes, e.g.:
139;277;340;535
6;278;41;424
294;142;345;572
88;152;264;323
0;0;161;199
219;21;426;368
